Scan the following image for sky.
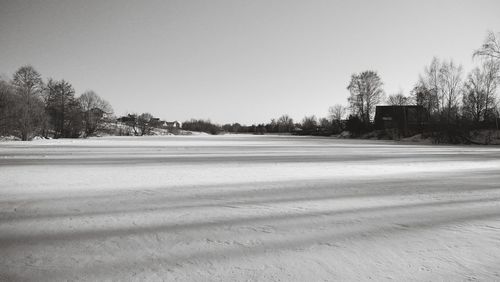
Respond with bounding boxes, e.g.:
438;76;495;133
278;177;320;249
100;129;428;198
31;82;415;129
1;0;499;124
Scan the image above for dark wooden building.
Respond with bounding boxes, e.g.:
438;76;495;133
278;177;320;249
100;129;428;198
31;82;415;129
374;105;428;136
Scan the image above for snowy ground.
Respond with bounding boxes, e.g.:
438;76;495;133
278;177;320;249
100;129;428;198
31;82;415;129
1;135;500;281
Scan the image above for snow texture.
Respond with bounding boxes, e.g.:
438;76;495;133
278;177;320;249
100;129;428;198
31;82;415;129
1;135;500;281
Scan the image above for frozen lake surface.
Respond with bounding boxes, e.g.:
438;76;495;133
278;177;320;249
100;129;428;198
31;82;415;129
1;135;500;281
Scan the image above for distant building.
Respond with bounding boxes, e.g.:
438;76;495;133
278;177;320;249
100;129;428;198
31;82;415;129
85;108;110;120
164;121;181;129
374;105;428;136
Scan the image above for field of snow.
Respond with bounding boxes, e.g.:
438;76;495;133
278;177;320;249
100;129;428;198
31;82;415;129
1;135;500;281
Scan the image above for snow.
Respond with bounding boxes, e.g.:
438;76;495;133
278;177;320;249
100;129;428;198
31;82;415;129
1;135;500;281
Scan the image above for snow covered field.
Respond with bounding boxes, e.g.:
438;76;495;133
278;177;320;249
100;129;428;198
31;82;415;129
1;135;500;281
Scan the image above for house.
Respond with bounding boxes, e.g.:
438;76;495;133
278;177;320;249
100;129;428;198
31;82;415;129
85;108;111;120
164;121;181;129
374;105;428;136
88;108;105;118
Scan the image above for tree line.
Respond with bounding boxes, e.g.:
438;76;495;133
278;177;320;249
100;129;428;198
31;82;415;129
223;31;500;142
1;31;499;141
0;66;112;140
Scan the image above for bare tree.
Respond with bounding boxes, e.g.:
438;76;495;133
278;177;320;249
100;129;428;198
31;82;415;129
121;113;154;136
267;118;278;133
12;65;45;140
328;104;346;133
473;31;500;61
387;91;410;106
123;114;140;135
318;117;332;132
78;91;113;137
276;114;294;133
482;60;500;121
328;104;346;122
462;61;499;123
414;57;441;114
301;115;318;132
45;79;82;138
0;79;19;136
474;33;500;118
438;60;463;120
463;68;487;123
347;71;384;125
137;112;153;136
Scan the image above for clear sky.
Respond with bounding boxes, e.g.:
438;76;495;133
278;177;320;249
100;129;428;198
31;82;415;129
1;0;499;124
